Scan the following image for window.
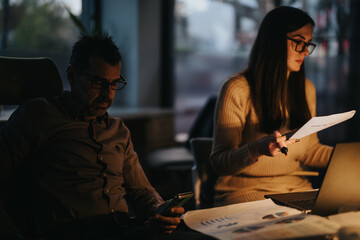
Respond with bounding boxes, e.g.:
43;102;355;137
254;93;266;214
0;0;82;90
174;0;354;145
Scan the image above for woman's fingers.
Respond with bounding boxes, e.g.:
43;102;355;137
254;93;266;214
274;130;286;143
272;130;300;156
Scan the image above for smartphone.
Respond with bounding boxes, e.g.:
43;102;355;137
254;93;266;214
157;192;194;216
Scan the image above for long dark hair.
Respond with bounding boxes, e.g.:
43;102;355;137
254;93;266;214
244;6;314;134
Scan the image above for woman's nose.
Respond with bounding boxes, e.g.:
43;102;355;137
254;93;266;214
303;46;310;56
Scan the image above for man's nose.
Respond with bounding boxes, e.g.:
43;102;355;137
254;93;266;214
100;83;112;96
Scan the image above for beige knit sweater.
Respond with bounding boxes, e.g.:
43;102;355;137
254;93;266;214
210;73;333;206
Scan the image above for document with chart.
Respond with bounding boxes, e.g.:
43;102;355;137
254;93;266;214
183;199;339;240
289;110;356;140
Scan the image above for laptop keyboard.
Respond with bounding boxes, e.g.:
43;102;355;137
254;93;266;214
288;199;315;210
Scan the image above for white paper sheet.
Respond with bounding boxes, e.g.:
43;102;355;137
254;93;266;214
289;110;356;140
183;199;340;240
328;211;360;227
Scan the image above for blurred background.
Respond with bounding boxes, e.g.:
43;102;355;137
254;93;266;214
173;0;359;145
1;0;359;200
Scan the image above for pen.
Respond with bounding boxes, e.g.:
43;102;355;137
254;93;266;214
274;130;288;156
280;146;288;156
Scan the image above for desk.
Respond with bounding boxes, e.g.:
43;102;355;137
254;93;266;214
0;108;14;125
183;199;343;240
108;107;175;159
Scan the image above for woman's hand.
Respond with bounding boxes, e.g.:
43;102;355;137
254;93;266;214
248;130;299;159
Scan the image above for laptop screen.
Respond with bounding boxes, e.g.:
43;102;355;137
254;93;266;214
265;142;360;216
312;142;360;216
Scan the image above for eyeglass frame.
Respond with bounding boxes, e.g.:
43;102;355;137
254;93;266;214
287;37;316;55
77;70;127;90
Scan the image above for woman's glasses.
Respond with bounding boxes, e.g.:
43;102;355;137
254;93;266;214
287;37;316;55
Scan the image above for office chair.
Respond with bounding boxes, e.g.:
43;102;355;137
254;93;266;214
0;56;64;238
0;56;63;105
189;137;217;209
146;96;217;197
146;96;217;169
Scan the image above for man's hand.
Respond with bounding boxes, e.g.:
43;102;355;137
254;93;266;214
147;205;185;234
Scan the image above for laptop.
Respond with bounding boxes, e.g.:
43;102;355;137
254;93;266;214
265;142;360;216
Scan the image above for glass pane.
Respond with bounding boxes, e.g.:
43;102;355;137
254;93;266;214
0;0;82;90
2;0;79;52
174;0;353;145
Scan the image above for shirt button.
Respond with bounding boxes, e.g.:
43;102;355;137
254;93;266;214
98;154;103;161
102;172;107;177
104;188;110;194
111;209;115;213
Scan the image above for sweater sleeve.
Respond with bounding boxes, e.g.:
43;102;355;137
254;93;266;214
210;75;257;176
299;79;333;167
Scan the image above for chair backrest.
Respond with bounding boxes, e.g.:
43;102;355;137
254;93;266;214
190;137;217;209
0;56;63;238
188;96;217;143
0;56;63;105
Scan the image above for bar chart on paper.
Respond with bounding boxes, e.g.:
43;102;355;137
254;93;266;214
183;199;339;240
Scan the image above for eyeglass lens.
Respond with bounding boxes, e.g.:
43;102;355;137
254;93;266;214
295;41;315;54
92;80;126;90
79;70;127;90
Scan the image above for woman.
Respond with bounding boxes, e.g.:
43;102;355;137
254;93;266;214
210;6;333;206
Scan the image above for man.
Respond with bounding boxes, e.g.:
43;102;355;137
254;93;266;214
0;34;189;239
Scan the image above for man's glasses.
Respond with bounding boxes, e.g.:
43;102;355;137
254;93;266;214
287;37;316;55
78;71;127;90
